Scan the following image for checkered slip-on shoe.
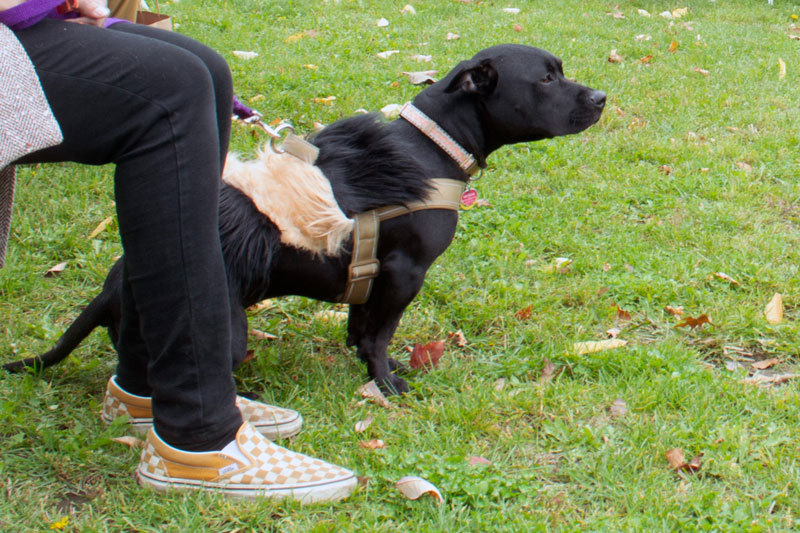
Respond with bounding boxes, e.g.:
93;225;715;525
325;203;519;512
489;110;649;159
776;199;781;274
101;376;303;440
136;422;357;503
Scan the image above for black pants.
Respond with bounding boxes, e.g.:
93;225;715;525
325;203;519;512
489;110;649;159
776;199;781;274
14;20;242;450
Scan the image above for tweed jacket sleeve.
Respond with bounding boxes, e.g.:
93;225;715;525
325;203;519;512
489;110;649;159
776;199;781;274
0;23;63;267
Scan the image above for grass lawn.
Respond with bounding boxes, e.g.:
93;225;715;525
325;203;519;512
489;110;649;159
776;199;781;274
3;0;800;530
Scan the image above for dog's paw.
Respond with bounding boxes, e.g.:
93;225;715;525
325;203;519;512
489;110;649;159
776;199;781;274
376;374;410;396
388;357;409;376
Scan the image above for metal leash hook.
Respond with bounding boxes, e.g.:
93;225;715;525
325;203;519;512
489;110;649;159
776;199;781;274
240;111;295;153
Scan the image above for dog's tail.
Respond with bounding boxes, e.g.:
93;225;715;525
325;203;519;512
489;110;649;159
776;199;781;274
3;290;112;373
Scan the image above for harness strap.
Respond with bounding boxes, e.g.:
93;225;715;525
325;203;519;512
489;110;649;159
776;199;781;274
340;178;466;305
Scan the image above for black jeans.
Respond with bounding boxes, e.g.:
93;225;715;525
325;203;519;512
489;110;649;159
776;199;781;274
14;19;242;450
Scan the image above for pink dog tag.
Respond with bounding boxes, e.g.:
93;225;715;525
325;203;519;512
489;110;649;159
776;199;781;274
460;188;478;209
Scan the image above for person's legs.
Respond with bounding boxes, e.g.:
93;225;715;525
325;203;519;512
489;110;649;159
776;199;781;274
15;19;240;450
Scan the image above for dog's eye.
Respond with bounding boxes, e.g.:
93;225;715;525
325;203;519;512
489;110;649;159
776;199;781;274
541;73;555;84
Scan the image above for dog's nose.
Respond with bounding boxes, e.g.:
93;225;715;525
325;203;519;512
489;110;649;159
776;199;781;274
589;90;606;108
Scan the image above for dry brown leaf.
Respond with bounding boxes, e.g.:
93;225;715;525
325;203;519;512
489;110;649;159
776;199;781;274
400;4;416;15
446;32;460;40
613;304;632;321
694;66;709;77
354;416;374;433
249;329;277;340
672;7;689;18
608;49;624;63
448;330;467;347
765;293;783;325
668;40;679;52
409;340;445;370
493;378;506;391
312;96;337;105
467;456;491;466
639;54;653;64
376;50;399;59
88;216;113;239
395;476;444;503
779;58;786;80
743;373;798;386
515;305;534;320
637;9;650;17
410;54;432;62
735;161;752;172
540;359;556;382
45;262;68;277
606;327;622;338
242;349;256;363
659;165;672;175
359;439;386;449
112;436;144;449
751;358;780;370
315;310;348;322
513;23;523;32
666;448;702;472
665;305;684;317
248;299;273;312
401;70;438;85
609;398;628;418
573;339;627;355
380;103;403;119
675;314;712;330
358;380;392;408
712;272;739;285
603;262;611;272
607;8;625;19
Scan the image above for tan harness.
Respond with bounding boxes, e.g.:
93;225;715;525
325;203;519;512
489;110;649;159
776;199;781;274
281;103;478;304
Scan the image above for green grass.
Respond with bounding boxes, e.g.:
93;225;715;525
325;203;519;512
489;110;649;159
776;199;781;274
3;0;800;530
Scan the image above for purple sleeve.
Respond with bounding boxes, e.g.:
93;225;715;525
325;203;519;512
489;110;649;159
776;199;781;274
1;0;76;30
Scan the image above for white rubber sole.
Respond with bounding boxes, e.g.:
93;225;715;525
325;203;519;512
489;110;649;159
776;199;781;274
136;468;357;503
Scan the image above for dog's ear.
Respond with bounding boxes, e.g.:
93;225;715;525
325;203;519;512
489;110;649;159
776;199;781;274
444;59;498;96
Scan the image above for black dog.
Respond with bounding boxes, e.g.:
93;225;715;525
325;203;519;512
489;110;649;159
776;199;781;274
5;44;605;395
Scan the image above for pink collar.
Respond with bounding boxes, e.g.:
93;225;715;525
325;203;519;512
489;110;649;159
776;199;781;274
399;103;480;176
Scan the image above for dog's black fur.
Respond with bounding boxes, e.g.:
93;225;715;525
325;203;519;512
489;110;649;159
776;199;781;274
4;45;605;395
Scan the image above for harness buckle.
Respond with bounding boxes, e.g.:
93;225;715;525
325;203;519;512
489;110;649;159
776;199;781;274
348;258;381;283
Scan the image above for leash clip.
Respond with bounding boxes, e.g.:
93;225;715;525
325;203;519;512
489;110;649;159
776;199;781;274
245;114;295;153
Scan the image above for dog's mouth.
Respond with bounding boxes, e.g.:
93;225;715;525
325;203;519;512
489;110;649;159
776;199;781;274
568;107;603;131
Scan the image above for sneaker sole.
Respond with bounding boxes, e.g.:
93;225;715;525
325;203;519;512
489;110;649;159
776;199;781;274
136;467;357;503
103;414;303;440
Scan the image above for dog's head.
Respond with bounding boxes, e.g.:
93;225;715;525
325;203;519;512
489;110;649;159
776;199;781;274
437;44;605;149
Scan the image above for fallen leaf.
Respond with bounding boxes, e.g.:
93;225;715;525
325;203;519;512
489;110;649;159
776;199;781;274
540;358;556;382
659;165;672;175
660;10;673;19
248;299;272;312
88;216;113;239
250;329;277;340
503;8;521;15
639;54;653;64
545;257;572;273
613;304;632;321
765;293;783;324
401;70;438;85
735;161;752;172
242;349;255;363
232;50;258;60
665;305;684;317
665;448;685;469
635;34;652;42
395;476;444;503
303;64;318;70
607;8;625;19
608;49;624;63
448;330;467;347
45;262;68;277
668;40;679;52
380;103;403;119
672;7;689;18
312;96;337;105
603;262;611;271
609;398;628;418
475;198;493;208
358;380;392;408
467;456;491;466
376;18;389;27
694;66;710;77
376;50;399;59
409;340;445;370
743;373;798;386
400;4;416;14
712;272;739;285
637;8;650;17
513;23;523;32
49;517;70;530
354;416;374;433
357;476;370;487
675;314;712;329
779;58;786;80
606;327;622;338
111;436;144;449
573;339;628;355
515;305;534;320
359;439;386;449
314;309;348;321
751;358;780;370
410;54;432;62
446;32;460;40
493;378;506;391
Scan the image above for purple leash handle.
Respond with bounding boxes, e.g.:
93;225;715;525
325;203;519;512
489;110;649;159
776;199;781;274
0;0;72;30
